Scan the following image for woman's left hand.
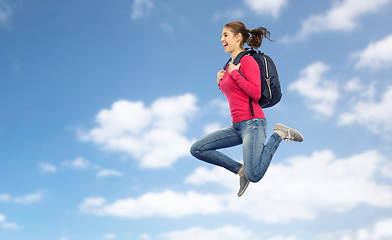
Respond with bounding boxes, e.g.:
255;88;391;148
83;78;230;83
228;62;241;74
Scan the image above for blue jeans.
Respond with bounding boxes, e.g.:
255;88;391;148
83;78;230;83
190;118;281;183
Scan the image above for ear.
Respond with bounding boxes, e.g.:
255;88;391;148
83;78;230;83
236;33;242;42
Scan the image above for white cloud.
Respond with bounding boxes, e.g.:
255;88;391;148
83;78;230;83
63;157;90;170
353;34;392;70
79;94;198;168
344;77;363;92
81;149;392;223
14;191;43;204
103;233;116;239
244;0;288;18
286;0;392;41
62;157;90;170
242;148;389;218
160;225;257;240
131;0;154;20
38;162;57;173
2;222;19;229
79;197;106;212
97;169;123;178
0;192;42;204
0;214;19;230
213;9;245;21
39;157;115;177
143;225;298;240
0;0;12;26
186;166;234;189
339;86;392;134
205;149;392;223
139;233;152;240
289;62;339;116
0;194;10;202
79;190;224;218
267;237;297;240
317;218;392;240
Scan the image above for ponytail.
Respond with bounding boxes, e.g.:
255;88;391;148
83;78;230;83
224;21;274;49
247;27;274;49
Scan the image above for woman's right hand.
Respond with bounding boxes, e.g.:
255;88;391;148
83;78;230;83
217;70;226;85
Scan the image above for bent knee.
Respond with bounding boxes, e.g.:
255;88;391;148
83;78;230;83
190;142;200;157
245;172;264;183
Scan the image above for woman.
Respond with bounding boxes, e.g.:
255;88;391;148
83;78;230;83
190;21;304;197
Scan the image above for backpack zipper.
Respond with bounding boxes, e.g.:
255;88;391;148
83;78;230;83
263;56;272;99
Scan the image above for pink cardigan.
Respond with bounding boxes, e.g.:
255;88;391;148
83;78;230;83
219;55;265;123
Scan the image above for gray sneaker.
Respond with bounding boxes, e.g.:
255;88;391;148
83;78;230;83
274;123;304;142
237;167;249;197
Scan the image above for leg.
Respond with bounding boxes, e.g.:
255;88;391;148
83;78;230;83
190;126;243;174
253;132;281;181
238;118;281;183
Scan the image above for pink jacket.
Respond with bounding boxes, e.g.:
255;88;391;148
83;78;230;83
219;55;265;123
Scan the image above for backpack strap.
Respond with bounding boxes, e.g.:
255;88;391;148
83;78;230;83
222;50;251;70
249;98;255;117
238;49;257;117
222;49;257;117
247;49;259;117
232;50;249;65
223;58;231;70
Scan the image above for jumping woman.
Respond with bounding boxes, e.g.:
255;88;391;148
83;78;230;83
190;21;304;197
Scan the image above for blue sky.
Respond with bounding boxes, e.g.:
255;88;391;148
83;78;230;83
1;0;392;239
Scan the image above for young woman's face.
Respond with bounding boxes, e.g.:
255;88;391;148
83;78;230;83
221;27;241;53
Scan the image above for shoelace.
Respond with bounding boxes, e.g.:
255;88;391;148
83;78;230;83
285;129;295;142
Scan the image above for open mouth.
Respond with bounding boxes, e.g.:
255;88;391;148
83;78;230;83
223;43;228;48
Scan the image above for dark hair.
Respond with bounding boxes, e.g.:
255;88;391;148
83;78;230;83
224;21;273;49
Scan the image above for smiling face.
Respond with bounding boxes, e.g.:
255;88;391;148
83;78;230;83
221;27;242;53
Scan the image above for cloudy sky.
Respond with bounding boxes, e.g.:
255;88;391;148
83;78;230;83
1;0;392;239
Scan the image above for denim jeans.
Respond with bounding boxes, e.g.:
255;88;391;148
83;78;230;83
190;118;281;183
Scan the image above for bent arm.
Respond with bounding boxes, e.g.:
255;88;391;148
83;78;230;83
229;56;261;100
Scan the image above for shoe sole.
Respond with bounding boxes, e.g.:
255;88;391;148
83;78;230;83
237;181;250;197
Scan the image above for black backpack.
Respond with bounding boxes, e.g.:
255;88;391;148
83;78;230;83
223;49;282;116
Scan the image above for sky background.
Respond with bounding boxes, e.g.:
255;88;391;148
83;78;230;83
1;0;392;240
